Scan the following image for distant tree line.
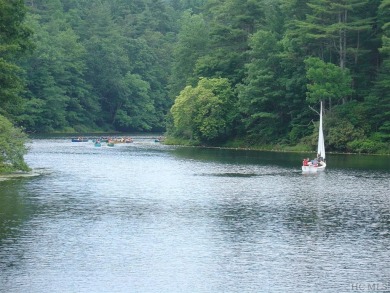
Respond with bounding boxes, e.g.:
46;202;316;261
0;0;389;155
0;0;30;172
169;0;390;154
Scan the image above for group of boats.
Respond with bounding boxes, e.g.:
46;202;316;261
71;136;163;147
71;137;89;142
95;137;134;147
72;136;134;147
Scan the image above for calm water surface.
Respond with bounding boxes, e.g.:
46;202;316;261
0;137;389;293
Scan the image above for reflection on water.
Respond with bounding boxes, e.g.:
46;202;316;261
197;172;259;177
0;138;389;293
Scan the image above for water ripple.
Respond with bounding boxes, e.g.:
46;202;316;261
0;138;389;293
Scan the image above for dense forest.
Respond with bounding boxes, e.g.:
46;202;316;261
1;0;390;157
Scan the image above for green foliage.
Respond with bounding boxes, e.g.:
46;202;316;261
0;115;30;172
113;73;155;131
365;0;390;143
299;101;386;153
194;0;265;85
170;85;197;140
170;77;235;143
237;29;292;144
0;0;31;171
170;11;209;96
17;0;177;133
0;0;388;153
315;102;390;153
0;59;24;116
20;8;99;132
284;0;377;105
305;57;354;105
291;0;373;68
346;139;388;154
326;118;365;151
0;0;32;116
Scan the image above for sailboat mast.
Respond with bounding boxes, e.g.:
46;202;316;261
317;101;325;160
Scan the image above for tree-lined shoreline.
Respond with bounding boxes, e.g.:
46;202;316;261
1;0;389;172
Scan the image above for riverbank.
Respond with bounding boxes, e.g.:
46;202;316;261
163;136;390;155
0;171;40;181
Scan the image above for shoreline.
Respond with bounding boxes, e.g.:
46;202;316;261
163;143;390;156
0;171;40;181
25;134;390;155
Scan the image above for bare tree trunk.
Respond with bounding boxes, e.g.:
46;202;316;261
339;8;348;104
355;30;360;64
339;12;344;69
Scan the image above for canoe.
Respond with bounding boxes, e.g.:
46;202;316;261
72;138;89;142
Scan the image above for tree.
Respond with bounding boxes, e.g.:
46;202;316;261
81;1;136;129
170;77;235;143
0;0;32;117
170;85;197;140
0;115;30;172
79;0;173;131
21;11;98;132
0;0;31;171
169;11;209;96
195;0;265;85
168;0;207;12
112;73;155;131
287;0;378;104
237;29;290;143
305;57;354;107
365;0;390;141
292;0;373;68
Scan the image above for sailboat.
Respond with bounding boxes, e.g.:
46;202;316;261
302;101;326;173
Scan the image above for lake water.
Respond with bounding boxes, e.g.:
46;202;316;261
0;137;389;293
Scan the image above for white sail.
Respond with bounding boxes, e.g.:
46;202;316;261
317;101;325;160
302;101;326;172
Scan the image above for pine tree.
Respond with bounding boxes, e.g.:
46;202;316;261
366;0;390;141
0;0;32;117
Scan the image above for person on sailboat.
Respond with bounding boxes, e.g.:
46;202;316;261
317;153;324;162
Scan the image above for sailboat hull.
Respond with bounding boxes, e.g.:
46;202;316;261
302;161;326;173
302;162;326;173
302;165;318;173
317;162;326;171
